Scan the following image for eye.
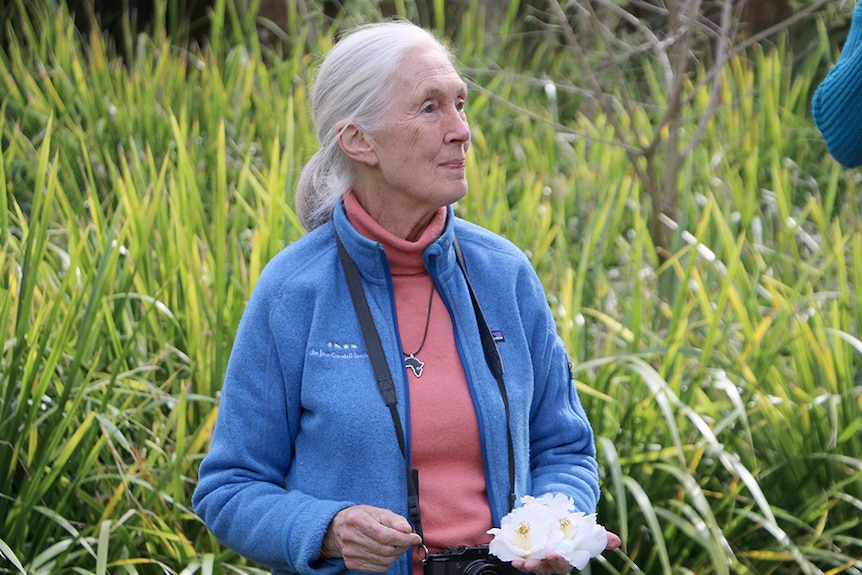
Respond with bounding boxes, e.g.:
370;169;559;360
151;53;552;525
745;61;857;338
422;103;435;113
456;99;466;112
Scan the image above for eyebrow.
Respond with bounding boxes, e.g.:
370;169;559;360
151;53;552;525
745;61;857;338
417;83;468;102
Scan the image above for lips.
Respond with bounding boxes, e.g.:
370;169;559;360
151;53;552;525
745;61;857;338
440;159;466;168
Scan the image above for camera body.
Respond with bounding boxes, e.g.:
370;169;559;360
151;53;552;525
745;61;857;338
423;546;518;575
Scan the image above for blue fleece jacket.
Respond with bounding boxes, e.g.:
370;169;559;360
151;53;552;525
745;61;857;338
813;1;862;168
192;202;600;575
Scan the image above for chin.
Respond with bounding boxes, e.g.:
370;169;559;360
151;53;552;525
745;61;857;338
426;181;468;209
449;183;469;203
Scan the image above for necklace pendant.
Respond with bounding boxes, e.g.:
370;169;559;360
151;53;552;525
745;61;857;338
404;354;424;378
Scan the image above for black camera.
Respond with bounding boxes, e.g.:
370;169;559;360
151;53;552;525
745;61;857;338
423;546;518;575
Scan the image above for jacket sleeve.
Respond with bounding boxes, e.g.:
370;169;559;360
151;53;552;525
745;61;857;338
191;277;354;574
520;266;600;514
813;1;862;168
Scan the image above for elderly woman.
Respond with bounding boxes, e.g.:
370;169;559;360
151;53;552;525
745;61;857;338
813;1;862;168
192;20;619;575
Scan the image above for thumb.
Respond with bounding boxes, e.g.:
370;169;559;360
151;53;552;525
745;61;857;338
376;511;414;534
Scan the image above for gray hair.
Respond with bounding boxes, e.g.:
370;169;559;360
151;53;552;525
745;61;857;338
295;20;454;231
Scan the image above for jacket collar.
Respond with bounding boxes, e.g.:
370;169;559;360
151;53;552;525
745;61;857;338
332;197;458;284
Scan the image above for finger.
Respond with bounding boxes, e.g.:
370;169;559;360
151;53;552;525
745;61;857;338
512;558;541;573
517;554;570;575
340;539;403;573
363;508;422;548
376;509;415;534
545;556;573;575
335;507;419;571
341;541;413;573
328;508;391;558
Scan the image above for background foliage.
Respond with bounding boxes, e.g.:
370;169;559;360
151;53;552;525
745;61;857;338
1;0;861;574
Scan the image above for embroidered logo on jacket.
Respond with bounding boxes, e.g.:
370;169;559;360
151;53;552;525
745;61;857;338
309;341;367;360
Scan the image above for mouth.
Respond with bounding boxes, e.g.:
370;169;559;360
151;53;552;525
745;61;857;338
440;159;466;169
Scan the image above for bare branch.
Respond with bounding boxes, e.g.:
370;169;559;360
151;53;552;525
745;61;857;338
727;0;833;58
574;0;642;137
546;0;649;180
460;74;644;156
684;0;833;107
592;0;673;89
681;0;733;161
487;0;835;258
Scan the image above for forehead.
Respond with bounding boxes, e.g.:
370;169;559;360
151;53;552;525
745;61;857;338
394;45;467;98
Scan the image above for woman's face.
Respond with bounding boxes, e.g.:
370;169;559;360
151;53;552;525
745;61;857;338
352;43;471;235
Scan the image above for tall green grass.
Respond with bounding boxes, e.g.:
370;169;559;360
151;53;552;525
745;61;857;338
1;1;860;574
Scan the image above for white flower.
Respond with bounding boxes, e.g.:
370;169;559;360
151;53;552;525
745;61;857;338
521;492;575;514
487;493;608;571
556;512;608;570
487;502;563;561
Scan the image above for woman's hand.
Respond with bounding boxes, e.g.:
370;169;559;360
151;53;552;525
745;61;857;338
321;505;422;572
510;531;622;575
511;552;571;575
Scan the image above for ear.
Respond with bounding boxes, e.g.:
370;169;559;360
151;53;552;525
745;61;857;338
336;121;379;166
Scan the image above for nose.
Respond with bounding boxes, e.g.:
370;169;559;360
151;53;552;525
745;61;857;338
446;107;471;147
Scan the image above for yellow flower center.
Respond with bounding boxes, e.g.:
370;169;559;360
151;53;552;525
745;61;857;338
560;517;574;539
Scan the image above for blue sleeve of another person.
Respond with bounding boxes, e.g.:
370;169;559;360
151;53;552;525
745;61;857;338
813;1;862;168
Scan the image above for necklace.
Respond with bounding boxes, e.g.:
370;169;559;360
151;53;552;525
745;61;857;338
403;283;434;378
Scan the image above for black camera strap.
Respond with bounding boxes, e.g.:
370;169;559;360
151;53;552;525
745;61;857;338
335;231;424;541
335;230;516;545
451;237;516;513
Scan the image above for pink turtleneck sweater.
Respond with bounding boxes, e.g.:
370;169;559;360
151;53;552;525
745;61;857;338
343;192;493;573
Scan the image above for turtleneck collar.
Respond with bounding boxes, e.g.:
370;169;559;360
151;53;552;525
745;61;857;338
343;190;447;276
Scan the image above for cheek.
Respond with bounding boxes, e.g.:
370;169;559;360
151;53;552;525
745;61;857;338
399;126;424;157
377;119;435;170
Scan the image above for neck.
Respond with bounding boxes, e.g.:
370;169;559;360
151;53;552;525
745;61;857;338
344;191;447;253
350;185;440;242
378;212;435;242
